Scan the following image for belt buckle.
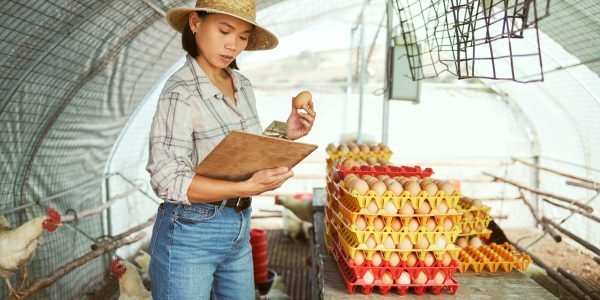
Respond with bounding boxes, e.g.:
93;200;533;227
235;197;251;212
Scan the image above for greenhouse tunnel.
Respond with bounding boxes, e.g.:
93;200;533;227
0;0;599;299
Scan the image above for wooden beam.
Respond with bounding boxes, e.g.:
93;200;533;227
594;256;600;265
557;268;599;300
542;198;600;224
91;216;154;250
519;190;562;242
542;217;600;256
513;157;598;185
483;172;593;212
566;180;600;192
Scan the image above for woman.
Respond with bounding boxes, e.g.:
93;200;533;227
145;1;316;299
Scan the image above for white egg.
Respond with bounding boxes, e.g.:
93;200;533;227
435;236;447;249
434;271;445;284
398;237;414;250
412;271;428;284
381;271;394;284
355;216;367;230
371;252;383;267
424;252;435;266
363;270;375;284
367;200;379;213
366;236;377;249
384;201;398;214
389;252;401;267
383;236;395;249
469;237;482;249
353;251;365;266
396;271;411;285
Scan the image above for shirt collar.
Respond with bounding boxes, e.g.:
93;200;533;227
186;54;241;100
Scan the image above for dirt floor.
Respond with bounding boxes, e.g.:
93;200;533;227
504;227;600;299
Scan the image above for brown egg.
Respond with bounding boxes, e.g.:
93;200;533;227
355;216;367;230
416;201;432;214
377;175;390;181
386;181;404;196
398;237;413;250
396;271;411;285
293;90;312;109
349;144;360;153
434;271;445;284
370;181;387;196
359;144;370;153
381;271;394;284
367;200;379;213
438;200;449;214
412;271;428;284
389;252;401;267
406;253;418;267
371;252;383;266
475;223;484;232
462;224;472;234
384;201;398;214
442;253;452;266
438;182;455;195
464;212;474;221
469;237;482;249
373;217;385;231
338;144;349;153
424;252;435;266
456;238;468;248
326;143;336;152
403;181;421;196
363;270;375;284
383;236;395;249
414;237;430;249
443;218;454;231
391;218;402;231
351;179;369;195
399;202;414;215
398;177;410;185
426;218;437;231
407;219;420;232
353;251;365;266
341;158;356;170
366;236;377;249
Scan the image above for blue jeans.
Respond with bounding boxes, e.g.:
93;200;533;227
148;201;254;300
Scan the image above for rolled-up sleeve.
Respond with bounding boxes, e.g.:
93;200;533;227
146;88;195;205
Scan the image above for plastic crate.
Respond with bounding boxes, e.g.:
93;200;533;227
336;165;434;179
458;243;532;272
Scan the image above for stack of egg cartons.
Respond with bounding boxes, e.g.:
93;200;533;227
325;145;463;296
454;196;492;249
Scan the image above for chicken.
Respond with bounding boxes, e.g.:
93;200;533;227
134;250;151;289
275;195;313;223
262;274;290;300
111;258;152;300
281;208;312;242
0;208;61;299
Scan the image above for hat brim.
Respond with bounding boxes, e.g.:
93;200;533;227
165;7;278;51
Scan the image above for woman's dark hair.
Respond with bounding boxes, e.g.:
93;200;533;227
182;11;239;70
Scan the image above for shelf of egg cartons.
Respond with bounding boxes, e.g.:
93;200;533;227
457;243;532;273
329;229;459;296
455;197;493;241
326;147;393;162
336;164;434;180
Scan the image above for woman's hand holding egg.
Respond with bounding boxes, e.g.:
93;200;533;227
286;90;316;140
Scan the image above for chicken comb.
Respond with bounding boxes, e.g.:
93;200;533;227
111;257;121;268
47;208;61;222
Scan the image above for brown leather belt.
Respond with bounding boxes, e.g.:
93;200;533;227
209;197;252;212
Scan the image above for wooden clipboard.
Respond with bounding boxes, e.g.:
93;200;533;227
194;131;318;181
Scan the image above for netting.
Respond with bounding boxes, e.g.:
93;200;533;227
394;0;550;81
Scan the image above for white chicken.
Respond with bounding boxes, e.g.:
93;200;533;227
0;208;62;299
111;258;152;300
276;195;313;242
134;250;151;288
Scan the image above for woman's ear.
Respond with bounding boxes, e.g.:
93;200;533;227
188;12;201;33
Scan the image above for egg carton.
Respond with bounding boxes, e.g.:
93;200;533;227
338;183;461;213
327;149;394;161
326;214;462;262
327;204;460;247
458;243;532;272
332;237;460;278
331;191;463;232
330;236;459;296
336;164;434;179
457;228;493;240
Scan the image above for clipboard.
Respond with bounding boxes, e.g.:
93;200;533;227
195;130;318;181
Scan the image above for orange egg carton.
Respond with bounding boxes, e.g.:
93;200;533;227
330;234;459;296
457;243;532;272
338;184;461;213
327;204;460;247
326;216;461;262
331;191;462;232
336;164;434;179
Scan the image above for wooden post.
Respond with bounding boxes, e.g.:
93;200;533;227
519;190;562;242
483;172;593;212
542;198;600;224
92;216;154;250
513;157;598;185
542;216;600;256
557;268;599;300
594;256;600;265
566;180;600;192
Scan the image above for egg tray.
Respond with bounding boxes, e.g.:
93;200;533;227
326;214;462;262
327;149;393;161
458;243;532;273
331;190;463;232
332;236;460;279
338;183;461;213
457;216;492;232
457;204;491;221
327;204;460;248
330;236;459;296
457;228;493;240
336;164;434;179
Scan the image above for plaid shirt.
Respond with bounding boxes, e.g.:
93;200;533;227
146;54;263;205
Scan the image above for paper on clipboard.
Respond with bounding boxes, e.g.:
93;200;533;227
194;130;318;181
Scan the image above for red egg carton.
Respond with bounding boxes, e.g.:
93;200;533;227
337;165;434;179
330;235;459;296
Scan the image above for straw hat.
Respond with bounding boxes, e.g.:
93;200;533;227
165;0;278;51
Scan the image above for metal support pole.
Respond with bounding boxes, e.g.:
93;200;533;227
357;9;366;143
382;0;393;145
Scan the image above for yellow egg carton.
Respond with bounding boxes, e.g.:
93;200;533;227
339;185;461;213
331;191;462;230
458;243;532;272
327;149;393;161
326;212;461;262
327;204;460;249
